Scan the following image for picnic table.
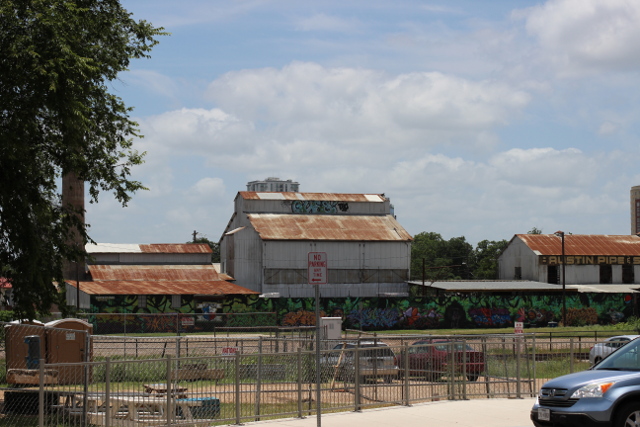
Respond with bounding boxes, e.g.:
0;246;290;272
142;383;188;398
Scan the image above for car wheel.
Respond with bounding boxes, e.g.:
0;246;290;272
467;374;479;382
594;356;602;364
615;402;640;427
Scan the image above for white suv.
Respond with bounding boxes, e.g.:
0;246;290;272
323;341;398;383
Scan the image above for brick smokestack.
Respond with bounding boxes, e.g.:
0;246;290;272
62;172;85;281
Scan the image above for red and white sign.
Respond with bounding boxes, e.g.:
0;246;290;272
222;347;237;355
181;316;195;327
514;321;524;334
308;252;328;285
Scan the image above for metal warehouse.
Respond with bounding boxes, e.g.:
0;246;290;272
499;234;640;286
219;192;413;298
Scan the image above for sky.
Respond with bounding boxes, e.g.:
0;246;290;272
85;0;640;247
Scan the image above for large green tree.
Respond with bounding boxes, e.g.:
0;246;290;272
0;0;164;318
471;239;508;280
410;232;473;281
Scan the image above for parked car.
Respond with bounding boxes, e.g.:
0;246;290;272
589;335;640;365
395;339;485;382
531;335;640;427
322;341;399;383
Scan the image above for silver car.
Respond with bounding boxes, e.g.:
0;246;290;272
532;335;640;427
322;341;398;383
589;335;640;365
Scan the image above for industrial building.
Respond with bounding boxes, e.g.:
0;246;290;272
219;192;412;298
498;234;640;290
65;243;257;311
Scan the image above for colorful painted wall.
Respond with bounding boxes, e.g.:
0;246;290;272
223;292;637;329
88;292;637;332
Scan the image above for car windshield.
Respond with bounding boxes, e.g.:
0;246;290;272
433;343;473;352
329;344;395;358
595;337;640;371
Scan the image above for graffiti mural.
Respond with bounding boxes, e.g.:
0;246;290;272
87;291;638;332
291;200;349;214
220;292;637;330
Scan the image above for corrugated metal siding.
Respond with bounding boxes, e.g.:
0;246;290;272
89;265;221;281
263;241;410;269
517;234;640;256
101;253;212;265
248;214;412;241
222;226;263;294
70;281;258;295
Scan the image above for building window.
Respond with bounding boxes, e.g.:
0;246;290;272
623;264;635;284
600;265;612;284
172;294;181;309
547;265;558;284
139;295;147;309
514;267;522;280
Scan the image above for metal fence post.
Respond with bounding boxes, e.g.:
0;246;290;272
354;347;361;412
106;358;111;427
403;341;410;406
166;355;173;427
515;336;522;399
235;351;241;424
532;334;537;393
38;358;45;427
297;348;303;418
255;337;263;421
448;342;455;400
570;338;575;373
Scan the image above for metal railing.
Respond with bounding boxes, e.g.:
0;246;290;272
0;333;607;427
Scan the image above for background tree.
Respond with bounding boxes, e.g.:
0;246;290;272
528;227;543;234
0;1;164;318
188;235;221;263
471;239;509;279
410;232;473;281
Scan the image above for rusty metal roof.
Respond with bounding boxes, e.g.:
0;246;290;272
517;234;640;255
87;243;212;254
89;265;222;281
247;214;412;241
69;280;258;296
239;192;385;202
139;244;212;254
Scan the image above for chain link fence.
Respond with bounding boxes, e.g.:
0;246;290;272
0;324;623;427
76;312;281;335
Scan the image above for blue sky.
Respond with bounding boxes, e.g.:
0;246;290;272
86;0;640;246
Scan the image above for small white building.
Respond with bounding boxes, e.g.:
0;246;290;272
220;192;413;298
499;234;640;285
246;177;299;193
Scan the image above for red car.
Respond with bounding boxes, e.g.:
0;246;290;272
396;339;485;381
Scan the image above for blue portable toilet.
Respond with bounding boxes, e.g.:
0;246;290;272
24;335;41;369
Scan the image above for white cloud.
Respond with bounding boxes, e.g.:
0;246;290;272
189;177;225;199
205;62;530;158
518;0;640;75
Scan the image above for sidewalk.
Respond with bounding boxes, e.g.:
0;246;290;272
243;398;536;427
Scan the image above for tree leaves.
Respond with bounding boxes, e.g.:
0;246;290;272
0;0;164;318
